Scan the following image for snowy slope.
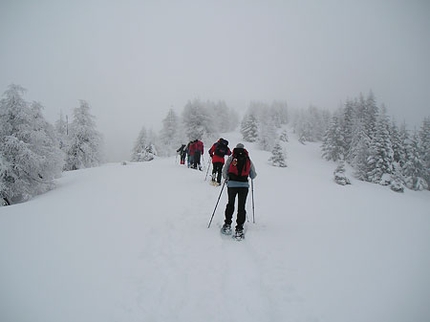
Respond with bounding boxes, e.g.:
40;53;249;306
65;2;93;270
1;131;430;322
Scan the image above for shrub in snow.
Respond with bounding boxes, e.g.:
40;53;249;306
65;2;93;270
268;142;287;167
333;161;351;186
390;180;404;193
379;173;391;186
405;176;428;191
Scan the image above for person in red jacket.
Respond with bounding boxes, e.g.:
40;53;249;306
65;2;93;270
192;139;204;170
208;138;231;185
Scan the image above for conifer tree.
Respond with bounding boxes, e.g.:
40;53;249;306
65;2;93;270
403;131;428;191
0;84;64;204
268;142;287;167
333;160;351;185
240;113;258;142
64;100;103;171
131;127;158;162
322;115;345;162
419;117;430;188
159;109;181;157
367;106;394;184
182;99;214;140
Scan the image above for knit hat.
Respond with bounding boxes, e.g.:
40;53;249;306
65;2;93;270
236;143;245;149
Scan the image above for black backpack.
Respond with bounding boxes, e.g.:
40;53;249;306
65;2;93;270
214;139;229;157
228;148;251;182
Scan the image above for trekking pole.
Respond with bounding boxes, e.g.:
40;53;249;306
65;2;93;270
204;158;211;181
207;179;227;228
251;179;255;223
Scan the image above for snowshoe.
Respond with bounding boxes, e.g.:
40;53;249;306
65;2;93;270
221;224;232;235
233;229;245;241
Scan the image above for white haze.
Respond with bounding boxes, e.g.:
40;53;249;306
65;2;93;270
1;0;429;161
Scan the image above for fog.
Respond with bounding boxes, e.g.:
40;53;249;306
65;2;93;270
1;0;429;161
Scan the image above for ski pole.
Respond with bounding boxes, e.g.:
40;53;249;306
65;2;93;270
204;158;211;181
251;179;255;223
207;179;226;228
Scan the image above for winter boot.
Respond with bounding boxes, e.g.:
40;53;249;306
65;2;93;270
233;227;245;240
221;223;232;235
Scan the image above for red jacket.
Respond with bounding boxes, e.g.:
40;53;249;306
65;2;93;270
209;142;231;164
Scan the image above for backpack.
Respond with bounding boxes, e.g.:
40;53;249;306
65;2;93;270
214;139;229;157
228;148;251;182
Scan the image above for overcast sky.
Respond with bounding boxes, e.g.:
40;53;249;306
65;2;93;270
1;0;429;161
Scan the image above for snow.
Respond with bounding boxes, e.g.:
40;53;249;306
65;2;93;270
1;131;430;322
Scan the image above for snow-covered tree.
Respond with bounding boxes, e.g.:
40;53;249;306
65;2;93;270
257;111;277;151
333;161;351;185
240;113;258;142
367;106;394;184
182;99;215;141
279;129;288;142
268;142;287;167
64;100;103;171
131;126;158;162
159;109;181;157
419;117;430;188
390;162;405;193
0;84;64;204
55;111;69;151
403;131;428;191
210;100;239;132
322;115;345;162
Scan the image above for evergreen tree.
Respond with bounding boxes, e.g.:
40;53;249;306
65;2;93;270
182;99;214;140
55;111;69;151
64;100;103;171
403;131;428;191
268;142;287;167
390;162;405;193
364;91;378;139
240;113;258;142
279;129;288;142
159;109;181;157
270;101;289;127
321;115;345;162
343;98;358;156
367;106;394;184
258;111;277;151
210;100;239;132
333;160;351;185
390;120;404;167
131;126;158;162
352;132;372;182
419;117;430;188
0;84;64;204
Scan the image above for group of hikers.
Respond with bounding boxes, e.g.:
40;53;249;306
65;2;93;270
176;139;204;170
177;138;257;240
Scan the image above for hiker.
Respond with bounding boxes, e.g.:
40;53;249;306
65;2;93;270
208;138;231;185
186;141;193;168
192;139;204;170
176;144;186;165
221;143;257;239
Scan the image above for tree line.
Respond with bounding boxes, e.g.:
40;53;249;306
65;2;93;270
2;83;428;205
321;92;430;192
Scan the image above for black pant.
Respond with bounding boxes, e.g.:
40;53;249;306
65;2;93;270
224;187;249;230
193;151;202;169
212;162;223;183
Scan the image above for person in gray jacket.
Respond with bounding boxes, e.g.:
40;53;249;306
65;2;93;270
221;143;257;239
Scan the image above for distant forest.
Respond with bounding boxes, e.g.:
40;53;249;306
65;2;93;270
1;84;429;205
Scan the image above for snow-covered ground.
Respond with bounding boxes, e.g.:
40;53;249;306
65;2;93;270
1;131;429;322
